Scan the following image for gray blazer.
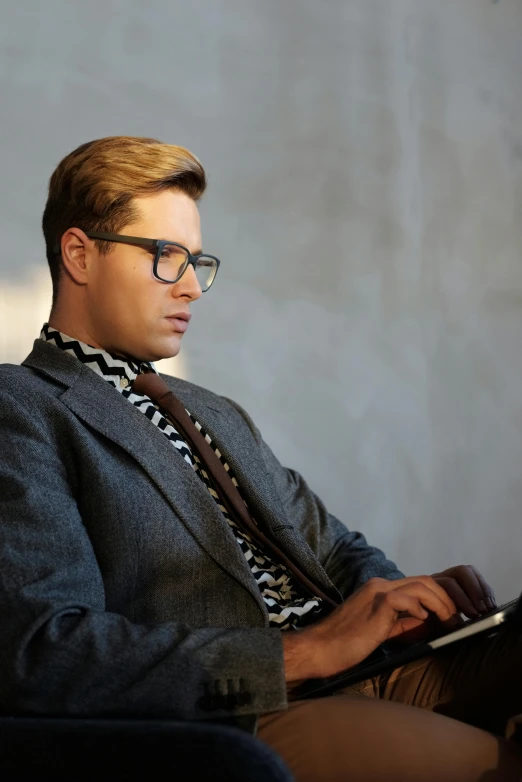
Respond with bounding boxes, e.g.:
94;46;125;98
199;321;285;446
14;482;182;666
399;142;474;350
0;339;403;731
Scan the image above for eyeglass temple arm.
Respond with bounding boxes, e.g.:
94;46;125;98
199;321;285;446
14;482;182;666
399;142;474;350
53;232;158;255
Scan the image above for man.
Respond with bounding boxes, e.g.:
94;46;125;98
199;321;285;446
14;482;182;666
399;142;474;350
0;136;521;780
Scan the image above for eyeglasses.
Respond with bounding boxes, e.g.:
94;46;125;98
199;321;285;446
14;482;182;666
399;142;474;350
56;231;221;292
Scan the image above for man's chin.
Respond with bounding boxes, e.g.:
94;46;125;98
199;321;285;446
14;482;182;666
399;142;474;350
142;335;183;364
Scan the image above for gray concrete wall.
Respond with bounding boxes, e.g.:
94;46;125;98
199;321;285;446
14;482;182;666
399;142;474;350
1;0;521;600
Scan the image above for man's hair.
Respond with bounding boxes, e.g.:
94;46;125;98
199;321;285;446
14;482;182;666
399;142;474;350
42;135;207;306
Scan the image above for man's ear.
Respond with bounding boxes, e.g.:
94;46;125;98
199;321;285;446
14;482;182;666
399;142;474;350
60;228;92;285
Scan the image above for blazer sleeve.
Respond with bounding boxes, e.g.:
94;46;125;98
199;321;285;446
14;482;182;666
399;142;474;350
223;398;405;597
0;388;287;721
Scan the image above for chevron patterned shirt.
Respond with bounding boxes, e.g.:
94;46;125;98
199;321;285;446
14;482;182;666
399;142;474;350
40;324;328;630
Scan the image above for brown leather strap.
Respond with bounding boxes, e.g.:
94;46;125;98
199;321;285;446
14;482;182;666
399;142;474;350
132;371;339;609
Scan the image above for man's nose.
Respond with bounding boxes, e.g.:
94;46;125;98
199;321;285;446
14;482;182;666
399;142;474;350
172;263;203;301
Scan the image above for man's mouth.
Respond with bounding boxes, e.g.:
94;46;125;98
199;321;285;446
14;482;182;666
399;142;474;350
165;312;191;333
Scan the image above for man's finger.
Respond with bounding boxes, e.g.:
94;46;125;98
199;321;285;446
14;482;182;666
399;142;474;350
402;575;457;617
387;582;456;622
453;566;495;613
433;576;480;618
367;575;457;619
469;565;497;610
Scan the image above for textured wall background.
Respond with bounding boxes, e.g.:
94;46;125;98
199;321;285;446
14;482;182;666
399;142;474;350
1;0;521;600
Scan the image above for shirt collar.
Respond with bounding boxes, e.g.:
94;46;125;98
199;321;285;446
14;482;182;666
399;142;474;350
39;323;157;393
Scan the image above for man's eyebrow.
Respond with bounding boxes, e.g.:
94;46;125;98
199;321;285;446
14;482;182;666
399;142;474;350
159;239;203;255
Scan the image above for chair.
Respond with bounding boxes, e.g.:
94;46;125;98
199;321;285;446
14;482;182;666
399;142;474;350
0;716;294;781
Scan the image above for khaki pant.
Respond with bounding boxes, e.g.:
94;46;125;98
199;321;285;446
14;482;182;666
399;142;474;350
257;625;522;781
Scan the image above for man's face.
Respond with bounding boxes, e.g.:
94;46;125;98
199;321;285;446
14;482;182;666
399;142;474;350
85;189;203;362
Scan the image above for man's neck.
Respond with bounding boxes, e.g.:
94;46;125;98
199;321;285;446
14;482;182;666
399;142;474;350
48;311;105;352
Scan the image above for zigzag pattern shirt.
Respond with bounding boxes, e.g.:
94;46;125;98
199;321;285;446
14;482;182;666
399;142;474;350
40;324;328;630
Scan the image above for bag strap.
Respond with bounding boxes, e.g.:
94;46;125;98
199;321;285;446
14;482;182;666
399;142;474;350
132;371;340;609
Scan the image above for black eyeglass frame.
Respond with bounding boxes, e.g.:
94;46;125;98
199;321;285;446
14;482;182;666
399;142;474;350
55;230;220;291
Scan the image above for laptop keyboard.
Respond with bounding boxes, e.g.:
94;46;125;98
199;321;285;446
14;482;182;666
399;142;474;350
458;598;519;628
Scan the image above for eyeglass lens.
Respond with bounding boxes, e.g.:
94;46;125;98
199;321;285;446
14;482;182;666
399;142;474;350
155;244;218;291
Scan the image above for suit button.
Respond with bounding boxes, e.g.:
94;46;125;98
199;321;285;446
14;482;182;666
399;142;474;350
237;678;251;706
198;682;217;711
237;691;251;706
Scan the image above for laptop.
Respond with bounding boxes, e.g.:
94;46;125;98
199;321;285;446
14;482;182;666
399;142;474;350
291;592;522;700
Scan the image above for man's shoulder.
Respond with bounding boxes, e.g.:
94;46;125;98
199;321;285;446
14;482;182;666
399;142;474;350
0;363;66;422
0;362;47;393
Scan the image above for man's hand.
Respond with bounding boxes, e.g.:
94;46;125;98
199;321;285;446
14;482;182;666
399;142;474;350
431;565;497;618
283;575;458;681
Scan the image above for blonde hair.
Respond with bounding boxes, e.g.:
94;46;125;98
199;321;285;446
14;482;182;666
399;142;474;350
42;135;206;304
